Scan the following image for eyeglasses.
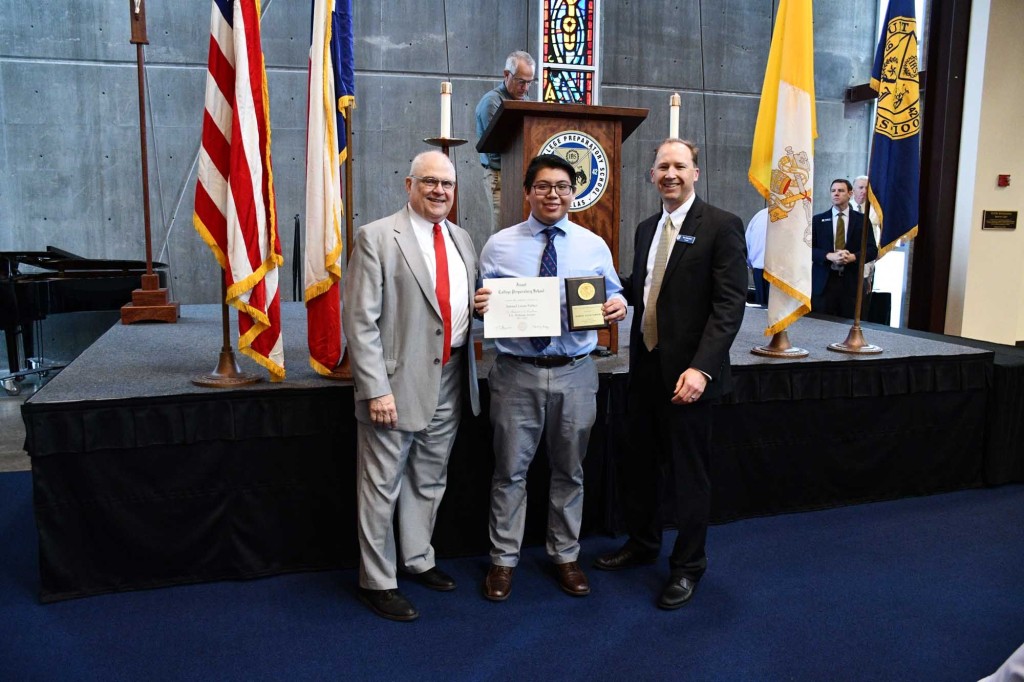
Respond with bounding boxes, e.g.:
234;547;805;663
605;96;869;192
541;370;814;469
531;182;574;196
510;76;536;87
410;175;456;191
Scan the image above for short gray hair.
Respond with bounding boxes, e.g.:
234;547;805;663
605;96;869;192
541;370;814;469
505;50;536;73
409;150;455;177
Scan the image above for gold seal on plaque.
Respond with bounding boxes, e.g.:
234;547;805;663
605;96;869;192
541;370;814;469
577;282;596;301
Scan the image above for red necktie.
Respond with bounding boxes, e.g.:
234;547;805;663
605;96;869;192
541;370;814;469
433;223;452;365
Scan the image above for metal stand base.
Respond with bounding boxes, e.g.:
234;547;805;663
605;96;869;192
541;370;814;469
751;331;809;358
827;324;883;354
191;348;261;387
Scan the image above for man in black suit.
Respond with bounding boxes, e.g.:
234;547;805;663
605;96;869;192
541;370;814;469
594;139;747;609
811;178;878;318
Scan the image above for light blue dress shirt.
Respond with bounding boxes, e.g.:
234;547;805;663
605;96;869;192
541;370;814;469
480;213;625;357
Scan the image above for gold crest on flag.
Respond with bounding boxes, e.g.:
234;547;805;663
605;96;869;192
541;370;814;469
767;146;814;247
875;16;920;141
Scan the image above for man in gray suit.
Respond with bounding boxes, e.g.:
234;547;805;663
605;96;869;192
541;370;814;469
342;150;481;621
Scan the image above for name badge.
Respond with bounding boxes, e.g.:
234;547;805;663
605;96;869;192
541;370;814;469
677;234;696;244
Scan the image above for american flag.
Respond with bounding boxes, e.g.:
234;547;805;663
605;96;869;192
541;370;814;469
193;0;285;381
304;0;355;375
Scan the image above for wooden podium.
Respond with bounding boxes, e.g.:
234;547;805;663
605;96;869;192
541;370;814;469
477;101;648;353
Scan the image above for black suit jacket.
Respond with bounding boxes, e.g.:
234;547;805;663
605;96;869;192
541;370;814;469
622;196;748;400
811;208;877;296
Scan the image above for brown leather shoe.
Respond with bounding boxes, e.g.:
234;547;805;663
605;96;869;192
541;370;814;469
484;564;514;601
555;561;591;596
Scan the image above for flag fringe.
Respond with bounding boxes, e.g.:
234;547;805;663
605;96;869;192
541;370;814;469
240;343;285;382
309;356;336;376
763;271;811;336
192;214;230;271
304;273;340;303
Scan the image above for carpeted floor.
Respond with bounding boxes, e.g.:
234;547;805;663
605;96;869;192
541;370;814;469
1;470;1021;681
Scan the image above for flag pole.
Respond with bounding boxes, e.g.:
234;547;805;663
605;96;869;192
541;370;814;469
828;136;882;354
328;103;356;381
344;101;355;261
192;277;261;387
121;0;179;324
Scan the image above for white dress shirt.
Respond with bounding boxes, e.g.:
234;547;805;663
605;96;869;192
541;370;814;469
643;192;697;312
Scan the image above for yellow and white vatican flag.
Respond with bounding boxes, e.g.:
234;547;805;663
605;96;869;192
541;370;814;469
748;0;816;335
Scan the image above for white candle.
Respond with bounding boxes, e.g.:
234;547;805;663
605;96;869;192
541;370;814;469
440;81;452;139
669;93;680;139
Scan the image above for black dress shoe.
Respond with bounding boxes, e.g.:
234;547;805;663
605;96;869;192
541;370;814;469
411;566;457;592
658;576;698;610
358;588;419;621
593;544;659;571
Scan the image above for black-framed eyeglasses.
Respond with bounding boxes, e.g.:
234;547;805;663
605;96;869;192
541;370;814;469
531;182;574;196
410;175;456;191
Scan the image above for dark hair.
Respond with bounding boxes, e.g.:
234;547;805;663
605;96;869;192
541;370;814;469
831;178;853;191
523;154;576;190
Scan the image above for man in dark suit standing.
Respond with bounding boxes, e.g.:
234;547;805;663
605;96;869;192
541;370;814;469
594;139;747;609
811;178;878;318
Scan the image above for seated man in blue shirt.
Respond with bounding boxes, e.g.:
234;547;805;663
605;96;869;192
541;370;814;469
473;154;627;602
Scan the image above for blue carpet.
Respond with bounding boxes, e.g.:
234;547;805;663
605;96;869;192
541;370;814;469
2;470;1022;681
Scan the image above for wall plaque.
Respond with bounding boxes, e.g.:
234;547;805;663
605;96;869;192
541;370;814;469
982;210;1017;230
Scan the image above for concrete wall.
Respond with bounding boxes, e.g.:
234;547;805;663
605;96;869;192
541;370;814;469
0;0;876;307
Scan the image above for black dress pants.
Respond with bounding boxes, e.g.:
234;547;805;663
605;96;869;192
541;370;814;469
621;346;712;581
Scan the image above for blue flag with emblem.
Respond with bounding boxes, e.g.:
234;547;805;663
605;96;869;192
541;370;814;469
867;0;920;257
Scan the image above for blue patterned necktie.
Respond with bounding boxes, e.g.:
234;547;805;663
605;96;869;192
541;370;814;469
531;226;558;353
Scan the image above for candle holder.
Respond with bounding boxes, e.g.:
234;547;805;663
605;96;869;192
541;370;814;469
424;136;468;149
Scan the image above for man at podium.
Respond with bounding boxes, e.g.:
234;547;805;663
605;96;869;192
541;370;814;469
474;50;536;232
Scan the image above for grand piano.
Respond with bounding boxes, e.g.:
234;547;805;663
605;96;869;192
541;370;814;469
0;246;166;390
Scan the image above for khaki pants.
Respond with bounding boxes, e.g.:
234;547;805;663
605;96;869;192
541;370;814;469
482;168;502;233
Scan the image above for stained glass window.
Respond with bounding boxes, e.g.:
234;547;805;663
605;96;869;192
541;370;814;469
539;0;600;104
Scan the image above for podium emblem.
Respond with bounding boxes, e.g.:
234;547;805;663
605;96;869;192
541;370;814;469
539;131;609;212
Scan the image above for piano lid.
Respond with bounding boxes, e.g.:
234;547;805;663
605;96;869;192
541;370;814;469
1;246;166;276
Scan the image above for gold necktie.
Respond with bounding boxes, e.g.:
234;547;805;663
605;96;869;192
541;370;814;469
835;212;846;250
642;217;675;351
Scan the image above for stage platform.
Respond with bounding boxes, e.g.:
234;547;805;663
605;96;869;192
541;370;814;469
22;303;1021;602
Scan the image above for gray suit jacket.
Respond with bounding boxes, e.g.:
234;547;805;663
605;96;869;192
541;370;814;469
342;206;481;432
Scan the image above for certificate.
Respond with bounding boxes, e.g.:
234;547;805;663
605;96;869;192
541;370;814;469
564;276;608;331
483;277;561;339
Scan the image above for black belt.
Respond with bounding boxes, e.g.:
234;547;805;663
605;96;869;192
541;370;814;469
506;353;588;368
